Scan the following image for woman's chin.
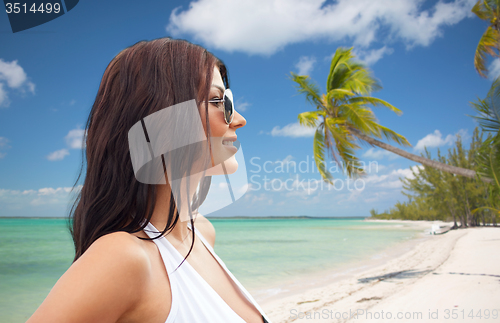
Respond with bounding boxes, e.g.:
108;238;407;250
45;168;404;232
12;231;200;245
205;155;238;176
223;155;238;174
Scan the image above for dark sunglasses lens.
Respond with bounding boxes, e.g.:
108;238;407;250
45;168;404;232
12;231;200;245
224;94;233;124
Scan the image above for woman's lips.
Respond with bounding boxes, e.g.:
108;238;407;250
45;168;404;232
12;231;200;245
222;138;237;152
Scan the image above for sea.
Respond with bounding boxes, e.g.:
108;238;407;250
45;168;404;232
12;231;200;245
0;217;424;322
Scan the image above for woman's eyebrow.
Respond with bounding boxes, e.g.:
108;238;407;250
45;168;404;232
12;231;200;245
211;84;225;93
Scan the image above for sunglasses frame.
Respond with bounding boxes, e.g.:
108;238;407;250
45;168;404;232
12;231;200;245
207;88;234;125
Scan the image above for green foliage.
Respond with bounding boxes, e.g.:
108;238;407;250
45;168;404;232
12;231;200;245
371;129;498;226
470;76;500;219
470;77;500;132
291;47;410;181
472;0;500;77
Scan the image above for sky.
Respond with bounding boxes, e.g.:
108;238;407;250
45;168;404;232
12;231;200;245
0;0;495;218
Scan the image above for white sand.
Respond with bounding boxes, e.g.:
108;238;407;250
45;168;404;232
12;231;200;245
260;221;500;323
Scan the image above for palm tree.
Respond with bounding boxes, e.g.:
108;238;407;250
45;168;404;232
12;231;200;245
291;47;489;184
472;0;500;78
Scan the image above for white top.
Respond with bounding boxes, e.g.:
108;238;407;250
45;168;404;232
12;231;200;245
143;222;272;323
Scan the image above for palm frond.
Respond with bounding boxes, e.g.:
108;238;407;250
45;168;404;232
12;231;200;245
338;102;376;135
474;26;500;77
313;127;334;184
298;110;324;128
327;47;356;92
375;124;412;147
476;135;500;187
290;72;324;109
348;96;403;115
471;206;500;215
325;117;356;147
324;118;363;177
472;0;492;20
470;76;500;132
325;89;355;104
332;135;364;177
471;99;500;132
343;65;382;95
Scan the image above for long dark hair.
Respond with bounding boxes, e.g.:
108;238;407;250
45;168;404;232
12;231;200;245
69;38;229;262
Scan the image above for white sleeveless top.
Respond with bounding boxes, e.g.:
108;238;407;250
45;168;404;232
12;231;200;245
143;222;272;323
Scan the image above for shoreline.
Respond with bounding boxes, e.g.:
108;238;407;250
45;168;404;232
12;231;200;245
250;219;436;303
258;220;499;323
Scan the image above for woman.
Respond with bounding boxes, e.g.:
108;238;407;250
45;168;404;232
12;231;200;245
27;38;271;323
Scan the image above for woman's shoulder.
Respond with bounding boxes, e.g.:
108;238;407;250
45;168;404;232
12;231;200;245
87;231;151;270
91;230;149;254
26;231;154;323
75;231;154;297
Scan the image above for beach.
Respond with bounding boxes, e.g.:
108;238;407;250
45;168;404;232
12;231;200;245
1;218;498;322
260;220;500;323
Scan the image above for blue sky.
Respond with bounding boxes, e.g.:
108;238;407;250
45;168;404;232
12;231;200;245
0;0;494;217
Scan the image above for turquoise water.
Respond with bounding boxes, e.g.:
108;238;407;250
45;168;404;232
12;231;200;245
0;217;420;322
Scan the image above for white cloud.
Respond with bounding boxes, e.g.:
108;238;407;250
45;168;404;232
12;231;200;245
47;127;87;161
364;192;389;203
0;137;9;148
27;81;35;93
489;58;500;81
414;129;467;151
295;56;316;75
390;165;422;180
47;149;69;161
270;122;316;137
0;59;30;88
238;183;250;195
236;99;250;112
65;128;86;149
362;148;399;160
279;155;294;164
0;137;10;158
364;165;422;188
0;59;35;107
352;46;394;65
0;186;81;209
0;83;8;107
167;0;476;55
247;192;274;204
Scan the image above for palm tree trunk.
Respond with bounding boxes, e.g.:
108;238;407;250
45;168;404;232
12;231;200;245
349;128;493;184
463;179;473;227
461;210;467;228
446;200;458;229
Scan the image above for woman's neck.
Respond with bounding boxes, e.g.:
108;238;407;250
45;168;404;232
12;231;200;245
150;179;199;245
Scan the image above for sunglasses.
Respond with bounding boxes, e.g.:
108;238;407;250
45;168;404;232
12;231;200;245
207;88;234;125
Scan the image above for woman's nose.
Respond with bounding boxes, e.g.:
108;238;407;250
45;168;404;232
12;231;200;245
231;110;246;129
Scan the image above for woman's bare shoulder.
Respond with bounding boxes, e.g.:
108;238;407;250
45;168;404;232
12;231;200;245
81;231;153;280
194;213;216;248
89;231;151;262
27;231;152;323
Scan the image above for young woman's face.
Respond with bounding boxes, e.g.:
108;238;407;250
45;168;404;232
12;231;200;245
201;66;246;175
